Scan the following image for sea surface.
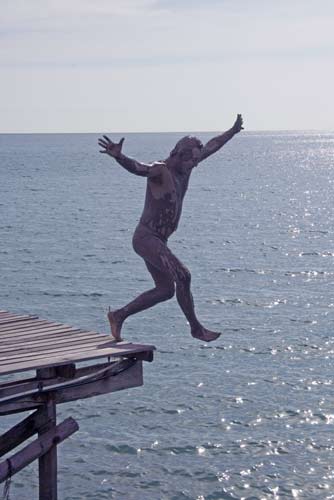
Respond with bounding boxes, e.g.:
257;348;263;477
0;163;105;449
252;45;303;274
0;130;334;499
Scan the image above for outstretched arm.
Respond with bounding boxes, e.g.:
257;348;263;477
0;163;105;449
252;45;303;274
199;114;244;162
98;135;162;178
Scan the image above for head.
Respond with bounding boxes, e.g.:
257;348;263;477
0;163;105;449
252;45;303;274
168;136;203;173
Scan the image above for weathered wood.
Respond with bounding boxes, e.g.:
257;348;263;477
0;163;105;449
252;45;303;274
0;311;155;376
0;311;155;498
0;361;115;399
55;359;143;404
37;367;58;379
0;327;100;344
0;316;38;325
0;333;106;353
0;400;42;416
0;331;111;354
0;417;78;483
0;325;80;340
0;314;28;321
0;320;61;333
0;340;130;364
0;407;50;457
0;359;143;415
38;392;57;500
128;350;154;362
55;364;76;379
0;342;154;377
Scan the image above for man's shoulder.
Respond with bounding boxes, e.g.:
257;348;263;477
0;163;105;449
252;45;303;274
151;161;166;168
147;161;166;181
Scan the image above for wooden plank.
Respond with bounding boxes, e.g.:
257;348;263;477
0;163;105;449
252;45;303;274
0;321;63;334
0;327;107;344
0;316;38;326
0;321;61;334
0;333;110;355
0;417;78;483
0;332;115;364
0;340;153;367
0;326;82;343
0;327;91;345
0;327;104;344
0;343;155;376
0;325;99;337
0;313;23;319
0;314;36;323
0;338;131;366
0;407;49;457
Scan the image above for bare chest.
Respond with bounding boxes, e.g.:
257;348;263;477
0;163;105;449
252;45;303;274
148;167;189;204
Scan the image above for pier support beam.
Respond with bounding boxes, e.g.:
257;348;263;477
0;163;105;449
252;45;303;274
37;368;58;500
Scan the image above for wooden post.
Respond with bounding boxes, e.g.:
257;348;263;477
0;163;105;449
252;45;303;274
0;418;79;483
0;407;48;457
37;368;57;500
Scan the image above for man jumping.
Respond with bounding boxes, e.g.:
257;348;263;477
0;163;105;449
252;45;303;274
98;114;243;342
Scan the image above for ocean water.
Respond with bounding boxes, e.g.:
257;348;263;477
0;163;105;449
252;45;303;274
0;130;334;499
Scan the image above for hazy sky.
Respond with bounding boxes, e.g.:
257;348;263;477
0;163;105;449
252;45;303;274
2;0;334;133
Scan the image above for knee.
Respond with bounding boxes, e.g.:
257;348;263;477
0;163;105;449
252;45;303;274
159;283;175;301
176;267;191;287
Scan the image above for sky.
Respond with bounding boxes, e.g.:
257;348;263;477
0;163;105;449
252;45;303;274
1;0;334;133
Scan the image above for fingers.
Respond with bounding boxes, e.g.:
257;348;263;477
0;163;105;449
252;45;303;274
232;114;244;133
98;135;124;149
237;114;244;130
98;136;113;148
98;138;113;150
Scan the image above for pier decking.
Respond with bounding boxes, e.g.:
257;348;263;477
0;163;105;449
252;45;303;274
0;310;155;499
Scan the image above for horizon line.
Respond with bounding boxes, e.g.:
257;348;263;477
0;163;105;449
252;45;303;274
0;128;333;135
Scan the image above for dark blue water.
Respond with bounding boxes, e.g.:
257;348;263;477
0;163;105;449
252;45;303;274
1;131;334;499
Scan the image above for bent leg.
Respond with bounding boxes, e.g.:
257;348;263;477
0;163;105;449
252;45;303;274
133;229;220;342
108;243;175;340
118;261;174;319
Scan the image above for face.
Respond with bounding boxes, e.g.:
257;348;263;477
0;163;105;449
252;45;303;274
179;145;202;162
171;138;203;173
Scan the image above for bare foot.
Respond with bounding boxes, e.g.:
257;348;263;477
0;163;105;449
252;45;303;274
191;327;221;342
107;309;124;342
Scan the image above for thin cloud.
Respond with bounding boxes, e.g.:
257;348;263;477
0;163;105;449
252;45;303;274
1;0;334;131
153;0;224;9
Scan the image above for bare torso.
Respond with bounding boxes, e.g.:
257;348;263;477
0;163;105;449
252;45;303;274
139;163;191;240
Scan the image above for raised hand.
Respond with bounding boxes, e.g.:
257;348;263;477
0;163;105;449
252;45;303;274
232;114;244;134
98;135;125;158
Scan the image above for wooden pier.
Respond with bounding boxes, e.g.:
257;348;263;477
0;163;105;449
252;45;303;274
0;310;155;499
